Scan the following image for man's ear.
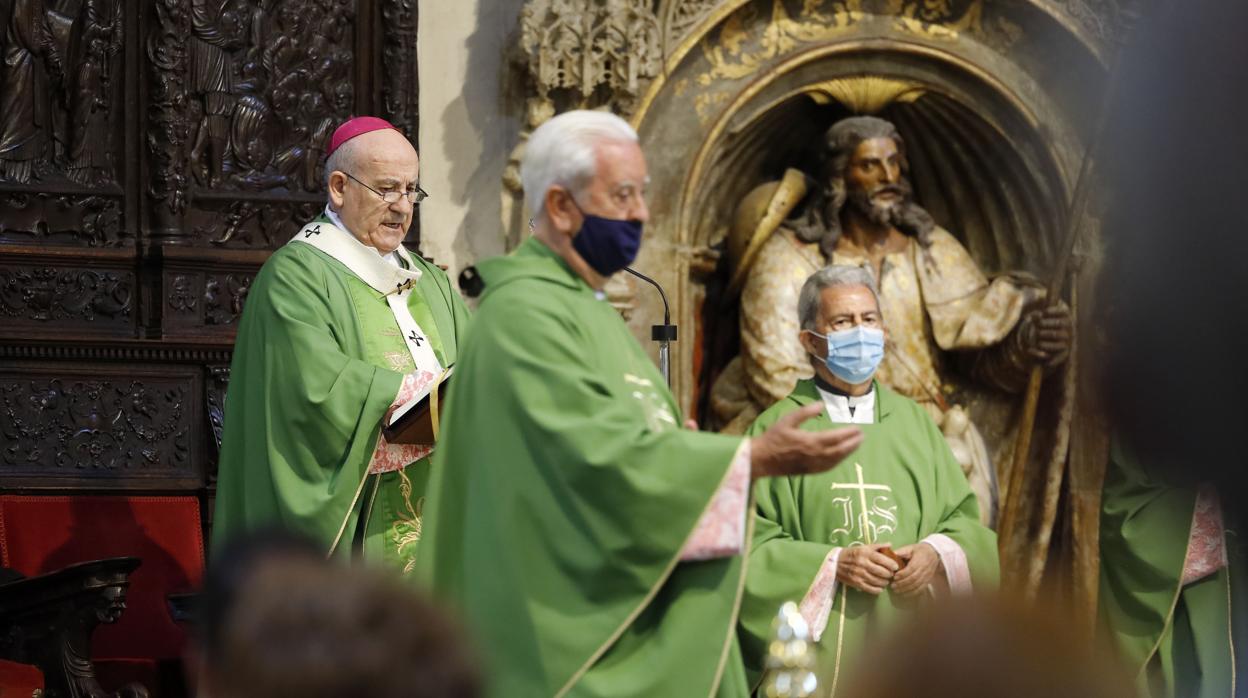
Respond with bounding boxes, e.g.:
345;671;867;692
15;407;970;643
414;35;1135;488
544;186;580;237
798;329;823;358
327;172;348;208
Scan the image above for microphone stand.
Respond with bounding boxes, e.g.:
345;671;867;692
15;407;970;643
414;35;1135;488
624;267;677;386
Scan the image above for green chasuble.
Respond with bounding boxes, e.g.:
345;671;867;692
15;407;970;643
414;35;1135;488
416;238;752;698
1099;442;1244;698
212;215;470;573
740;380;998;693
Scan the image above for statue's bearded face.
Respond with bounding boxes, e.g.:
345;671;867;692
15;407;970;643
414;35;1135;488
790;117;935;253
844;137;911;226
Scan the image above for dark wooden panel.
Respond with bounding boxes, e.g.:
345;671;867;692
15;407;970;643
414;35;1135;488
0;262;135;334
0;0;419;505
0;362;201;487
0;192;127;247
0;0;131;249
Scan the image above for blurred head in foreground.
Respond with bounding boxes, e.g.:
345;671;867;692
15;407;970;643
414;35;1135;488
197;530;481;698
841;597;1133;698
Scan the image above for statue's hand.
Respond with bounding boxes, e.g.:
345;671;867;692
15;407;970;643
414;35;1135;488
688;246;721;279
1019;301;1072;368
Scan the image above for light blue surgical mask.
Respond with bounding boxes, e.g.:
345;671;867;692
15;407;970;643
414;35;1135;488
815;325;885;385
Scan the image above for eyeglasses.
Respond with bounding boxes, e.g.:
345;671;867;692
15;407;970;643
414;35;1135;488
343;172;428;205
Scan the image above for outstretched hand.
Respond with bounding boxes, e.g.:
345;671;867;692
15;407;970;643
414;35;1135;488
750;402;863;480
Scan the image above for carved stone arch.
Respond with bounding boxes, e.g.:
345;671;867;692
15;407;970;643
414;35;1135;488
615;0;1130;607
624;0;1116;414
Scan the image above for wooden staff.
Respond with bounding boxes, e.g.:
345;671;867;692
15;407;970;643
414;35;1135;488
997;48;1126;552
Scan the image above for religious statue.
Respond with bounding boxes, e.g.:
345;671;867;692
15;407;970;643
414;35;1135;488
710;116;1073;525
189;0;244;187
0;0;70;183
66;0;123;186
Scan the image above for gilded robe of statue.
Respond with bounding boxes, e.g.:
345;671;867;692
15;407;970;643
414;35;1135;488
711;171;1043;525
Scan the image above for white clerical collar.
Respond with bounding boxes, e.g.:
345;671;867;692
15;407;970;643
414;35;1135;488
324;205;402;268
293;210;422;295
291;212;440;376
816;385;876;425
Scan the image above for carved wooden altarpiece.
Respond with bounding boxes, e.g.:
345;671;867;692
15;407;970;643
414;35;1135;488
0;0;419;521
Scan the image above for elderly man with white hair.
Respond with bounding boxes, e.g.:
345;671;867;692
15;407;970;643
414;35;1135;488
739;264;998;690
417;110;865;697
214;117;470;573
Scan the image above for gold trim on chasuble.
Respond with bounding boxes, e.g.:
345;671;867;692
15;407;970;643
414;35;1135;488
1229;561;1237;696
1137;506;1197;680
391;469;425;573
326;273;427;568
827;462;899;697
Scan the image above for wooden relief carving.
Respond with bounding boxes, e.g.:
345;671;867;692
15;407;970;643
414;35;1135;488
0;193;124;246
147;0;359;247
0;0;125;186
1;1;417;495
381;0;419;138
204;272;252;326
0;264;133;329
162;269;254;330
205;364;230;483
147;0;192;233
0;0;128;248
0;374;193;477
190;199;323;248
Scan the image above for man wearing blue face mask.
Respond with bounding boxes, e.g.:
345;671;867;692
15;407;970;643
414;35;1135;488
738;265;999;690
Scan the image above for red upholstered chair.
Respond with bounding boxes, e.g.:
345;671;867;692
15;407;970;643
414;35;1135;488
0;496;205;696
0;659;42;698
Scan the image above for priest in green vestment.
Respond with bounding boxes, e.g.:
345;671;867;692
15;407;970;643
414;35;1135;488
213;117;470;573
417;110;866;698
1099;442;1245;698
739;265;999;693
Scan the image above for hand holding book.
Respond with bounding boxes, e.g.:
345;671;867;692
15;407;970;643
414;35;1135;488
384;366;454;445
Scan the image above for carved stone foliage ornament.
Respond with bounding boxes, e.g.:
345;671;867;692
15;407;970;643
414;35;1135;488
518;0;663;116
695;0;1022;87
659;0;723;53
0;377;191;475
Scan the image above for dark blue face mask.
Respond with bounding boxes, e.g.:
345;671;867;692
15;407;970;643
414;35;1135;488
569;199;643;277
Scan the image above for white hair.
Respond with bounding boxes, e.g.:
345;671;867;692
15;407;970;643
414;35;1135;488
521;110;638;216
323;136;363;192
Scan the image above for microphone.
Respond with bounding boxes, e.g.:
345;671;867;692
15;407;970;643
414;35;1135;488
624;267;677;386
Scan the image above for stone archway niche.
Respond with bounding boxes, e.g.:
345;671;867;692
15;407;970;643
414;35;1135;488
623;0;1109;418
